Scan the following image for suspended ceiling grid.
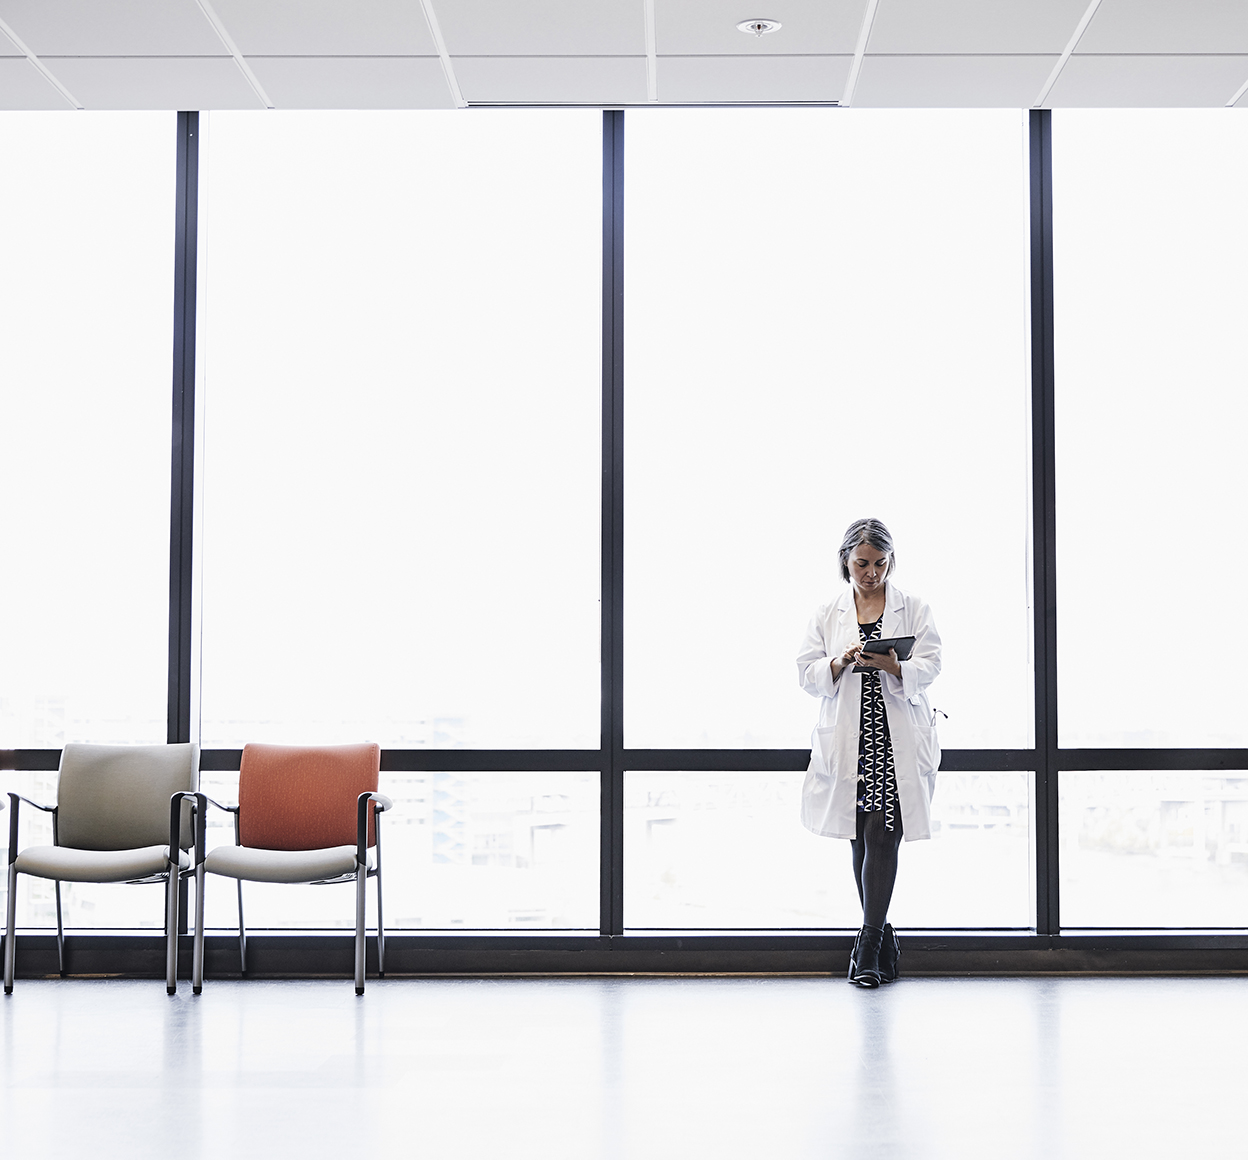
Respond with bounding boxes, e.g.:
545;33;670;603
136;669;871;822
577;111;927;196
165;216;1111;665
1;0;1247;111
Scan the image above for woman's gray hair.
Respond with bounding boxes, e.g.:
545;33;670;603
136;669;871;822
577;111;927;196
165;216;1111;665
838;518;896;583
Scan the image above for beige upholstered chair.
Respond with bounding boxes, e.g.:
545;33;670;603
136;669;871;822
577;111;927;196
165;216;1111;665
185;742;390;995
4;743;199;994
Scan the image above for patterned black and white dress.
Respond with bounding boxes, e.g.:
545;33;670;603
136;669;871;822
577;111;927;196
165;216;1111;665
857;616;898;831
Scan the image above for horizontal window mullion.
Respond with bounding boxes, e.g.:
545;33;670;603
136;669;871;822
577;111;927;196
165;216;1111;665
11;930;1248;979
0;750;61;772
197;749;604;773
624;749;1038;772
15;748;1248;775
1057;750;1248;771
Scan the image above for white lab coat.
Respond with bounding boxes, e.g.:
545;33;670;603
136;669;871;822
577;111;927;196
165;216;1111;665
796;582;942;841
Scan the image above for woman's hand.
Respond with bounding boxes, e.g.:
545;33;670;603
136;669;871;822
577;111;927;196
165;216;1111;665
831;642;863;682
856;647;902;677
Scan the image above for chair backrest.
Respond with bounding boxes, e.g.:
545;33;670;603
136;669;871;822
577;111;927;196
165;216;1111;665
57;743;199;852
238;743;380;851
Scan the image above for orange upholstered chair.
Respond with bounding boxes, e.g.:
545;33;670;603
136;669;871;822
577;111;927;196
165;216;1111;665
185;743;390;995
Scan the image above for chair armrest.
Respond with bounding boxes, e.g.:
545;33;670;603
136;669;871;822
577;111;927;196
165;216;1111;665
169;791;209;869
173;792;240;860
356;792;392;861
7;791;57;865
7;792;56;813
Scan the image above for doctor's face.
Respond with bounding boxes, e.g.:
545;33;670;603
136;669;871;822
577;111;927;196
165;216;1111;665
848;543;890;592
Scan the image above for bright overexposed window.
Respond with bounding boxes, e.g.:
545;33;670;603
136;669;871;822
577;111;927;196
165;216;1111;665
1061;771;1248;928
625;770;1031;929
197;111;601;749
198;769;598;930
1054;111;1248;747
625;109;1032;751
0;112;174;930
0;113;173;754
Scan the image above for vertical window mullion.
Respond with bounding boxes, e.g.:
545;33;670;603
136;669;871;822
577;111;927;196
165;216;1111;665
1028;108;1059;936
169;111;199;749
601;109;625;937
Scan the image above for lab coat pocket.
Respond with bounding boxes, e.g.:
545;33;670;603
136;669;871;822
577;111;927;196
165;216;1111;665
911;723;941;777
809;726;838;778
801;725;842;834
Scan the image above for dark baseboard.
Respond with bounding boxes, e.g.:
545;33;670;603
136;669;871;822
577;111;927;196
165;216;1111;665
6;931;1248;981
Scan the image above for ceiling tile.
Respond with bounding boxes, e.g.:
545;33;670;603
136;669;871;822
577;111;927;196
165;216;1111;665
657;55;850;101
247;56;453;108
1047;54;1248;106
1078;0;1248;54
454;55;647;103
656;0;863;56
0;0;225;56
854;54;1056;106
208;0;436;57
0;57;74;107
869;0;1089;54
45;56;263;108
438;0;644;56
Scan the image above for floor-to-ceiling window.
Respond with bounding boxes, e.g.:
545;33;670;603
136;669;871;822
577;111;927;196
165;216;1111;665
622;108;1034;930
4;106;1248;955
1053;109;1248;929
0;112;175;929
195;110;602;929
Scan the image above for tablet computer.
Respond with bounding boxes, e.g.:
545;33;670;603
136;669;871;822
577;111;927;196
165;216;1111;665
853;635;916;672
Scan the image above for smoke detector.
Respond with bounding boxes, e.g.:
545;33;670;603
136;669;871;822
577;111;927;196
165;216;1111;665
736;18;781;36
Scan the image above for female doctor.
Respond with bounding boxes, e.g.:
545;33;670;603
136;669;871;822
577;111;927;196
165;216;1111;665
796;517;942;988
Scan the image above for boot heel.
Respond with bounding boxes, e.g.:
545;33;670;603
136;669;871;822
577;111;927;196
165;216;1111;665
852;924;885;988
879;924;901;984
846;928;864;983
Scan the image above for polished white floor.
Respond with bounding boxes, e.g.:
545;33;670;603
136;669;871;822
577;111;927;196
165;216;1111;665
1;975;1242;1159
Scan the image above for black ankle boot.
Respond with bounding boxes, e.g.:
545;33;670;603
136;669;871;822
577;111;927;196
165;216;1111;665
846;928;864;983
852;924;885;988
879;924;901;984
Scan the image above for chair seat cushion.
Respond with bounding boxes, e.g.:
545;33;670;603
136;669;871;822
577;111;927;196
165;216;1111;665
15;845;189;883
204;844;374;884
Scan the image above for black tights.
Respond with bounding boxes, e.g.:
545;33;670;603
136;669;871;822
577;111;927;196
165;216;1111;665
850;808;903;929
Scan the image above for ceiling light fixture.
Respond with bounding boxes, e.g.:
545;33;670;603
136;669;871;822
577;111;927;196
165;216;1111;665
737;18;781;36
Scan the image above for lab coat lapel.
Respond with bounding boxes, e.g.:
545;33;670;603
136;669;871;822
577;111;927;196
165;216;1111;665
835;587;857;651
880;581;904;639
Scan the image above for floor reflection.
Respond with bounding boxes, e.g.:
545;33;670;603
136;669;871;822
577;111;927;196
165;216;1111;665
1;976;1244;1159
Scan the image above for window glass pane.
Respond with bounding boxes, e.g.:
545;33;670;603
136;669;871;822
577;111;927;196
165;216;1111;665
625;109;1032;749
1061;771;1248;928
624;770;1032;929
0;113;173;750
1054;111;1248;747
198;111;601;748
198;770;598;930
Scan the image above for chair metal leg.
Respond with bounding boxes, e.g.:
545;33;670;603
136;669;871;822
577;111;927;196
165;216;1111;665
354;867;366;995
192;864;205;994
375;870;385;979
374;820;385;978
55;881;65;976
236;879;247;975
165;867;179;995
4;862;17;994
